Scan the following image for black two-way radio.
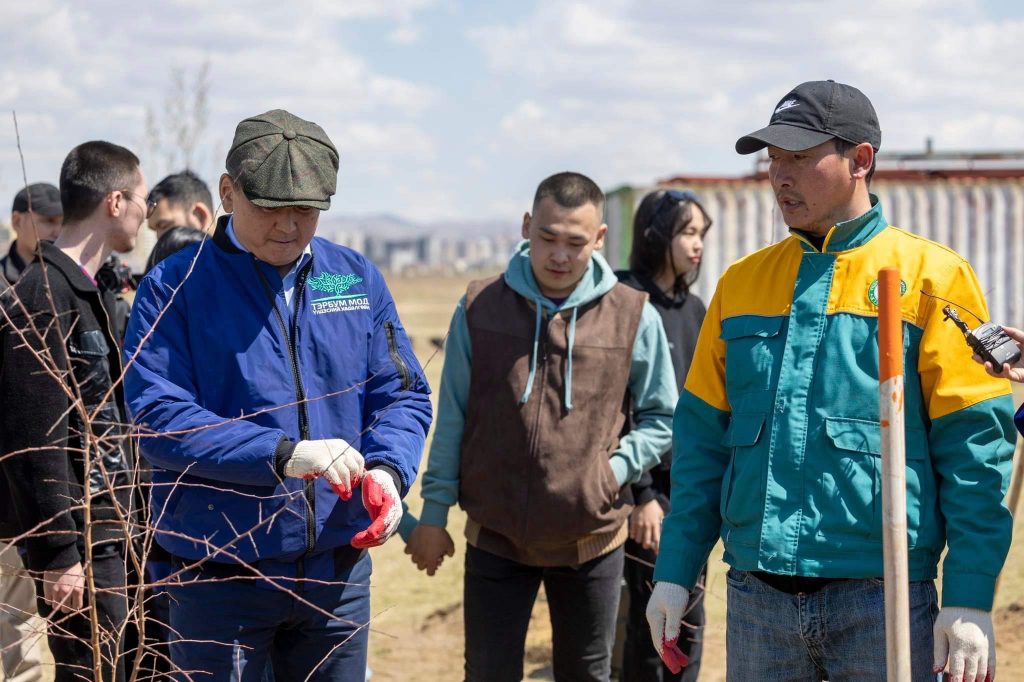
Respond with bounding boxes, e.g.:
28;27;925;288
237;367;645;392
942;306;1021;373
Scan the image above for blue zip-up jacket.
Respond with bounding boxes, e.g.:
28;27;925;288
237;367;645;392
123;216;432;582
654;197;1015;611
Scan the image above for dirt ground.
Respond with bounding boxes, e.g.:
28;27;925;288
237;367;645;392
365;275;1024;681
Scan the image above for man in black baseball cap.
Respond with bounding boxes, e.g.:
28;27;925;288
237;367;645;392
2;182;63;284
124;109;431;681
648;80;1010;681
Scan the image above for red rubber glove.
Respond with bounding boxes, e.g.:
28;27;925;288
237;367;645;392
350;469;403;548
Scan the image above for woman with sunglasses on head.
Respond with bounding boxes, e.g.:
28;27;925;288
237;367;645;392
617;189;711;682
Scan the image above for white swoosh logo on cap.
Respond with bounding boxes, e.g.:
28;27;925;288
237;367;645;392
774;99;800;113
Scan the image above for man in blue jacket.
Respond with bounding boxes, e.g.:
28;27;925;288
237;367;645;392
123;109;432;681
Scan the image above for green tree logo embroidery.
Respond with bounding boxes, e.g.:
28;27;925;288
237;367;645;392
308;272;363;295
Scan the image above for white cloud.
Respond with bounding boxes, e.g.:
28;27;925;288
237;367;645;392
388;25;421;45
470;0;1023;183
0;0;442;213
0;0;1019;224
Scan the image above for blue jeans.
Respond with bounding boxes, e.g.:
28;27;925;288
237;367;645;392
167;552;371;682
725;568;938;681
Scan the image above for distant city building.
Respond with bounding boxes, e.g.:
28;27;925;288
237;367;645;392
318;229;517;275
604;146;1024;326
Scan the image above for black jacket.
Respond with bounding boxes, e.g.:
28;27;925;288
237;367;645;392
617;271;706;511
0;242;133;570
1;240;27;286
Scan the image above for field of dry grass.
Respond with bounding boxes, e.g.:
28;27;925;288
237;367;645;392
366;274;1024;681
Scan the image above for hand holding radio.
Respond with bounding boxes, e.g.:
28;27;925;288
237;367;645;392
972;324;1024;383
942;306;1023;382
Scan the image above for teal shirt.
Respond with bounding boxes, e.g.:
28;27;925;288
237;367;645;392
419;243;677;528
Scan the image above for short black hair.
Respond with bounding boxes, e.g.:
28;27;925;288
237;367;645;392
144;225;207;274
533;172;604;212
833;138;877;185
59;141;141;223
147;170;215;214
629;190;712;295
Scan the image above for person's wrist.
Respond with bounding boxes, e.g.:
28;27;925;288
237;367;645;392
419;500;450;528
610;455;629;487
366;463;401;493
275;438;297;477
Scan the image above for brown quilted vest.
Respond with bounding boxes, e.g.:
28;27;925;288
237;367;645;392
459;274;647;566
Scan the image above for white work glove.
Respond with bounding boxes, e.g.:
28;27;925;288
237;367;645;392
645;581;691;674
933;606;995;682
350;468;403;548
285;439;364;500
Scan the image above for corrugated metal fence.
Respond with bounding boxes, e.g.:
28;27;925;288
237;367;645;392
604;179;1024;326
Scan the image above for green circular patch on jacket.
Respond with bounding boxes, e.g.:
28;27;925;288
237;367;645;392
868;278;907;306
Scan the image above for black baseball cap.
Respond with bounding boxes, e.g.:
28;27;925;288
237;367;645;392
12;182;62;216
736;80;881;155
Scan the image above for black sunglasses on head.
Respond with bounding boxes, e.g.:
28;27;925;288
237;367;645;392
647;189;701;237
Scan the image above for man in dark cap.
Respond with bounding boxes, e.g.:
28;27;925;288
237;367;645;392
1;183;63;285
647;81;1013;681
123;110;431;680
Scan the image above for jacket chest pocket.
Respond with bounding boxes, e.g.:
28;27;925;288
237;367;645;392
67;329;112;406
720;412;767;532
721;316;784;396
822;417;931;543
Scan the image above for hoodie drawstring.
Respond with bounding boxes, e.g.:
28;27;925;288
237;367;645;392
564;306;577;411
520;299;543;404
519;300;578;412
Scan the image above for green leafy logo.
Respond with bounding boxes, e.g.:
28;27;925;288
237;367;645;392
308;272;363;295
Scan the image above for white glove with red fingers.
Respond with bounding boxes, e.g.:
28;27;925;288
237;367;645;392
645;581;691;674
285;439;364;500
351;468;403;549
933;607;995;682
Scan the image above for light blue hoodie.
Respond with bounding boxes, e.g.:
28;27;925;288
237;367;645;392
418;241;677;529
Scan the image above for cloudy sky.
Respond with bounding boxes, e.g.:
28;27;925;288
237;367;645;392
1;0;1021;223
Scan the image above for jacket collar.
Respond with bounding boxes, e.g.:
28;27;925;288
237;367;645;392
2;240;25;284
790;194;888;254
212;214;244;254
37;241;100;294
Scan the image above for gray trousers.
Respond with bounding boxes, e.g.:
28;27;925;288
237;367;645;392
0;542;46;682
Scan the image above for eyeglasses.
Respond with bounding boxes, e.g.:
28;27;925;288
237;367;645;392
120;190;158;218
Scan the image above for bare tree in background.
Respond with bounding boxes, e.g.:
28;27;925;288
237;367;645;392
144;62;211;177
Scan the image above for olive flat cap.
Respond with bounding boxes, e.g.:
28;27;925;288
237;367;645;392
226;109;339;210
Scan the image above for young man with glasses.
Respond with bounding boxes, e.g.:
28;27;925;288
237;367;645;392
0;140;147;681
0;181;63;682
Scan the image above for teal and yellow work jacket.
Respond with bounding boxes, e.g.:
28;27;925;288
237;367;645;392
654;196;1015;611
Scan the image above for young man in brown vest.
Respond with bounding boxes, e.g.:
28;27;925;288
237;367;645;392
406;172;677;681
